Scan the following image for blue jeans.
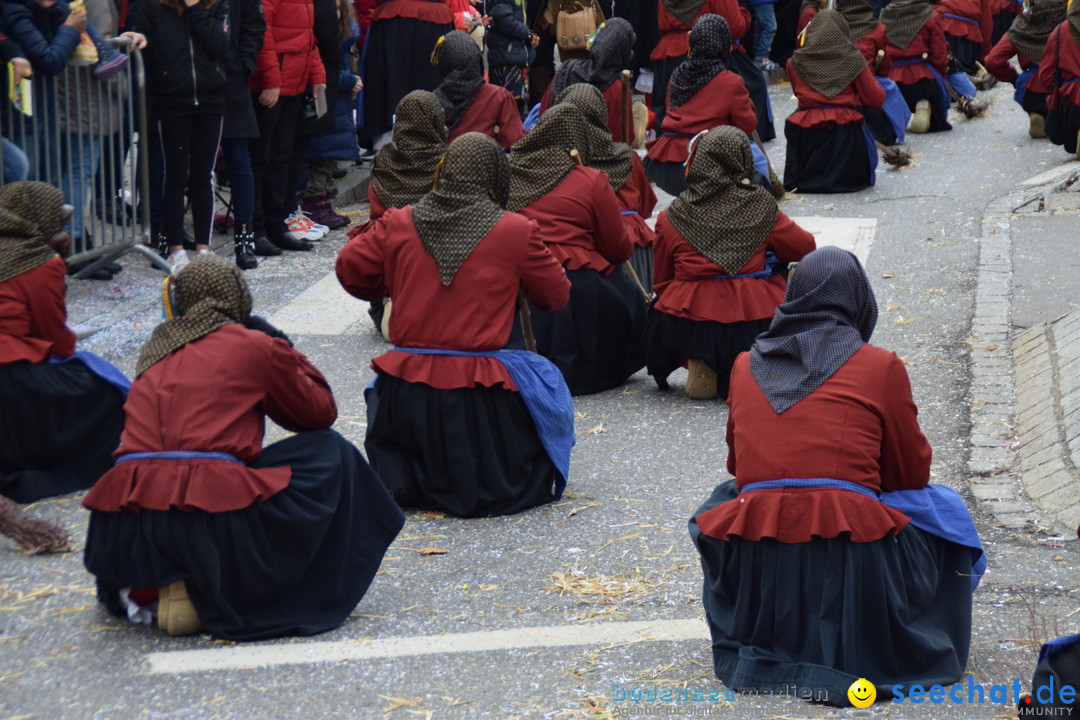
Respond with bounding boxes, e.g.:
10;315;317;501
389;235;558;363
753;2;777;59
221;137;255;225
59;133;103;246
2;137;29;183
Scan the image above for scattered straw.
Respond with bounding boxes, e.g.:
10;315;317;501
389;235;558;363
543;564;661;605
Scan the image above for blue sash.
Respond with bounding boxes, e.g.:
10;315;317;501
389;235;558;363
876;75;911;143
943;12;979;25
620;210;639;216
742;477;987;587
947;70;977;99
50;351;131;397
707;251;781;280
383;347;574;496
116;450;243;464
1014;66;1038;105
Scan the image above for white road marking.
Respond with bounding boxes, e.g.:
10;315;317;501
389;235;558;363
789;216;876;266
144;618;710;674
267;271;364;335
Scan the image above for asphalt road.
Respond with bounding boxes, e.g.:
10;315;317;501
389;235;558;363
2;79;1079;720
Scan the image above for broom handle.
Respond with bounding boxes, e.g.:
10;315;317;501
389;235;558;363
620;69;632;143
570;147;652;303
518;290;538;353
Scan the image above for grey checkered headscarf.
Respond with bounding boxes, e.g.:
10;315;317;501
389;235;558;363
748;246;877;413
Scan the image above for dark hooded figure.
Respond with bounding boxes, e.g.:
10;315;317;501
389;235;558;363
507;105;647;396
0;181;127;504
540;18;638;143
783;9;884;193
689;246;983;705
643;14;759;197
338;133;575;519
84;254;404;640
433;30;523;147
645;126;814;399
1035;0;1080;156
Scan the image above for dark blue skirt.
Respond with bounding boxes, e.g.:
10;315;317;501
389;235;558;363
690;480;974;705
84;429;404;641
365;374;561;518
530;266;648;395
0;360;124;503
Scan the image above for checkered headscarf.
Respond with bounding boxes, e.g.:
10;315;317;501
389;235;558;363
0;182;66;284
1009;0;1067;61
371;91;448;210
550;18;636;97
791;10;869;99
749;246;877;413
411;133;509;285
834;0;879;39
880;0;935;49
136;255;253;377
668;14;731;110
433;31;486;132
666;126;777;277
555;83;633;190
507;104;591;211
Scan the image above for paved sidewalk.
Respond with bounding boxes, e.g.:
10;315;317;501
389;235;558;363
969;161;1080;536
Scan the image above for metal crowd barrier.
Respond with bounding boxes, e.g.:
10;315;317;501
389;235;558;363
1;36;172;277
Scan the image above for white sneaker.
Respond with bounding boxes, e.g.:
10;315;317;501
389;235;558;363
300;212;330;237
286;212;324;241
167;249;190;273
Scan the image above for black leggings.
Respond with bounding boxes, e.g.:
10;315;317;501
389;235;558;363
158;113;223;248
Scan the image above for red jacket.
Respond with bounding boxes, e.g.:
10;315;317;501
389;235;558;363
787;63;885;128
651;0;751;62
0;257;76;366
617;155;657;248
885;13;950;83
646;71;757;163
336;207;570;390
83;324;337;513
651;210;815;323
251;0;327;96
513;166;633;274
1037;23;1080;109
451;83;524;148
696;345;931;544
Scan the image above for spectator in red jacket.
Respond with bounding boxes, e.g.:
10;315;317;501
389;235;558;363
249;0;327;252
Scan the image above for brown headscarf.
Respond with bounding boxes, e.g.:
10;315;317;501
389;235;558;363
507;104;592;212
668;14;731;110
411;133;509;286
880;0;936;49
834;0;879;39
0;182;67;284
1009;0;1068;60
791;10;869;99
554;83;633;191
661;0;707;26
371;91;448;210
666;126;778;275
135;255;253;377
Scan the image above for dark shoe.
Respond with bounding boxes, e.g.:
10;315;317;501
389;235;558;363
331;167;348;180
67;260;117;281
251;228;283;256
234;222;258;270
301;193;348;230
269;233;314;252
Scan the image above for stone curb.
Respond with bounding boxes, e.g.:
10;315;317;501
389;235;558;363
968;162;1080;534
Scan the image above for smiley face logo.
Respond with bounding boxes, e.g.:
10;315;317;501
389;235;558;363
847;678;876;708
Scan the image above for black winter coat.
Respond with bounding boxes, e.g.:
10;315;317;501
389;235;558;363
222;0;264;137
136;0;232;116
484;0;534;66
297;0;341;136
